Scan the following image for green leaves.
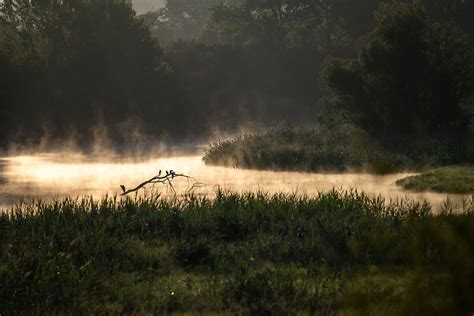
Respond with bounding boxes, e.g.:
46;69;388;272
322;2;474;140
0;0;170;147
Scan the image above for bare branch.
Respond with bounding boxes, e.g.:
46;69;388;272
120;170;205;198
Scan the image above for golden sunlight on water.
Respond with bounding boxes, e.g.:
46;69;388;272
0;153;470;213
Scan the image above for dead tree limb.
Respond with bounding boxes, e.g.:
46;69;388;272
120;170;205;197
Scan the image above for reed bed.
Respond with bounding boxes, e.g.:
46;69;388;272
1;190;473;314
203;127;466;174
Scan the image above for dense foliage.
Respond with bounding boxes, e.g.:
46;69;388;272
0;0;175;149
2;0;473;151
141;0;224;42
1;191;473;314
322;3;474;140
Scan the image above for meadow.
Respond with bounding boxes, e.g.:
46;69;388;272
1;190;473;314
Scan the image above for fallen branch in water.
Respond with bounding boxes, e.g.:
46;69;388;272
120;170;205;197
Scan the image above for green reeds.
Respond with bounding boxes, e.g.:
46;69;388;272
203;126;467;174
0;190;472;314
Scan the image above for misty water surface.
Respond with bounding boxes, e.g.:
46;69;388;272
0;153;470;212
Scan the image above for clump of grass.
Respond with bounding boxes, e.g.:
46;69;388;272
396;166;474;194
203;126;466;174
0;191;473;314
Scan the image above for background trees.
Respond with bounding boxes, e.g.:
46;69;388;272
141;0;225;42
419;0;474;39
0;0;171;148
322;3;473;140
1;0;473;151
207;0;353;52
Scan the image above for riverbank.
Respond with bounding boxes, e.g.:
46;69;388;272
203;127;468;175
396;166;474;194
1;191;473;314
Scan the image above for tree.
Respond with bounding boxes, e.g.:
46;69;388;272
207;0;353;52
0;0;171;147
141;0;224;42
418;0;474;39
322;3;474;139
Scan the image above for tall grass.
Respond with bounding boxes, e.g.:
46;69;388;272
0;191;473;314
203;126;467;174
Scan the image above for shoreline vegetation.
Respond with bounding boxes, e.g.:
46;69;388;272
396;166;474;194
203;126;473;195
203;126;468;175
1;191;473;314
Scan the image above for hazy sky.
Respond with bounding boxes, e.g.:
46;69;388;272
132;0;165;14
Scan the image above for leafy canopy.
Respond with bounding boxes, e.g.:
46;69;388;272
322;3;474;138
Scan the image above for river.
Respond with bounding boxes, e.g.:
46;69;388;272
0;153;470;212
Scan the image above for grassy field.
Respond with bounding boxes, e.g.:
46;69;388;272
396;166;474;194
203;126;467;174
1;190;473;314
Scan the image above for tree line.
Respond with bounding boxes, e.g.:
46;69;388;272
0;0;472;151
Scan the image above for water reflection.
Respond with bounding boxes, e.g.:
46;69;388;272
0;153;470;213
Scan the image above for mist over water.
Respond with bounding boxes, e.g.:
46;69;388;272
0;153;469;213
